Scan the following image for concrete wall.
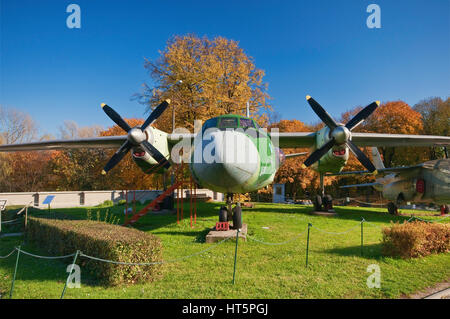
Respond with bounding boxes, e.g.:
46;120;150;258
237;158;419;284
0;189;224;209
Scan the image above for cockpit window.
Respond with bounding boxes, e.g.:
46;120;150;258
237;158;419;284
202;118;217;133
239;118;255;128
219;117;238;128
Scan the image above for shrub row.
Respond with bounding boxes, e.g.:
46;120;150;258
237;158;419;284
26;216;163;286
382;221;450;258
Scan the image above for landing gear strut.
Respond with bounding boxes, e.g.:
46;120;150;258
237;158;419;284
387;202;398;215
312;173;334;212
218;193;242;229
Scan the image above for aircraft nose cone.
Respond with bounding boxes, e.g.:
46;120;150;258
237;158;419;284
332;125;350;145
128;127;146;145
191;130;260;192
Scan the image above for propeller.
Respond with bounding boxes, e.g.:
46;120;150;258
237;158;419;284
302;95;379;173
101;100;171;174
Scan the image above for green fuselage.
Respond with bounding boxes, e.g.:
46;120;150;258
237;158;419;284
189;115;278;194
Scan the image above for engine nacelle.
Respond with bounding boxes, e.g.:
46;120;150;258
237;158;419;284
132;126;170;174
311;126;349;173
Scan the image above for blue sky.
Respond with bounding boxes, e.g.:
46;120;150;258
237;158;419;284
1;0;449;137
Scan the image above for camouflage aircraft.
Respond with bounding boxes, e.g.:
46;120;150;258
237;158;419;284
337;147;450;215
1;96;449;224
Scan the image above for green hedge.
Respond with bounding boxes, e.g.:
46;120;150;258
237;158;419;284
26;216;163;286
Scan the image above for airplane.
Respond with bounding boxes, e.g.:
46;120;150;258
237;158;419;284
333;147;450;215
1;96;450;226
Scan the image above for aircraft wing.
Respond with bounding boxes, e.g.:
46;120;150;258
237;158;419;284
339;182;382;189
327;164;424;176
0;136;127;152
269;132;317;148
350;133;450;147
272;132;450;149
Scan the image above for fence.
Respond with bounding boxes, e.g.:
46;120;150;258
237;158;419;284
1;212;448;299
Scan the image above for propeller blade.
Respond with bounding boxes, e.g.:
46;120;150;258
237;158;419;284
102;141;132;174
345;101;380;131
141;141;171;169
102;104;131;133
303;138;335;167
306;95;338;129
346;140;376;173
141;99;171;131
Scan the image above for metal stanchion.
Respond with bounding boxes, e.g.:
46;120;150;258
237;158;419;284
232;228;241;284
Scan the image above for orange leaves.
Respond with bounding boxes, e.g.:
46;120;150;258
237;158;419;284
141;34;271;132
100;118;144;137
363;101;423;135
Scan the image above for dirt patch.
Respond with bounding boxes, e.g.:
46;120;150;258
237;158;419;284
401;280;450;299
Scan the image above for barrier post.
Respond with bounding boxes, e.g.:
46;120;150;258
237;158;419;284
24;206;28;229
306;223;312;268
361;218;364;256
9;246;21;299
232;228;241;284
60;250;80;299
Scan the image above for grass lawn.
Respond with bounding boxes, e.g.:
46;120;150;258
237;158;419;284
0;202;449;299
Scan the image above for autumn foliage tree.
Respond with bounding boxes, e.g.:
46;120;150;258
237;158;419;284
413;97;450;159
138;34;271;132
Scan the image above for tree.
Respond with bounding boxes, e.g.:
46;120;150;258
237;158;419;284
138;34;271;132
0;106;42;192
0;105;38;144
49;122;108;191
413;97;450;159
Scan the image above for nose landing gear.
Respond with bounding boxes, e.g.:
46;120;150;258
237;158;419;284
218;193;243;229
311;173;334;213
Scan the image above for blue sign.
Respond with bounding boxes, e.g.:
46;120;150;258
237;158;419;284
42;195;55;205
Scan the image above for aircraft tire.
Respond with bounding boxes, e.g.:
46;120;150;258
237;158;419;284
387;202;398;215
324;195;333;210
233;205;243;229
314;195;322;211
219;206;228;222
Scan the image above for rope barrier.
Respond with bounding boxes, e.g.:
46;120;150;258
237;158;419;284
1;217;23;225
0;249;16;259
17;248;76;260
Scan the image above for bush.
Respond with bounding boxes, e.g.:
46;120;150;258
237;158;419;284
26;216;163;285
97;200;114;207
382;221;450;258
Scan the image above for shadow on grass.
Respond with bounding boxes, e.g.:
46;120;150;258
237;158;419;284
153;227;212;243
323;242;385;260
